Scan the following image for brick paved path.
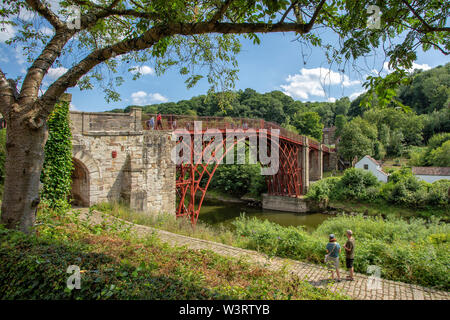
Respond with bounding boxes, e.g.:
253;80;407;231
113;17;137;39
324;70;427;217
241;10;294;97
76;209;449;300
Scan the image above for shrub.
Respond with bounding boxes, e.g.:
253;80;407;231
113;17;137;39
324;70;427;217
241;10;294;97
337;168;380;200
426;180;450;206
306;177;340;202
232;215;323;263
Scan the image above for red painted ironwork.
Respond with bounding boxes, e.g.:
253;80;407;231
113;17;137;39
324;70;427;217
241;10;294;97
146;114;334;225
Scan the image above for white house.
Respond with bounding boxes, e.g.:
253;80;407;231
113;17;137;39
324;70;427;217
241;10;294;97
412;167;450;183
354;155;389;183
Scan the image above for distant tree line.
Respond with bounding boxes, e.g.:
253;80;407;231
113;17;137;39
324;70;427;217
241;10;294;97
111;63;449;167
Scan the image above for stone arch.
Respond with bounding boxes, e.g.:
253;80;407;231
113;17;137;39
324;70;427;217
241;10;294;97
71;158;90;206
71;149;102;206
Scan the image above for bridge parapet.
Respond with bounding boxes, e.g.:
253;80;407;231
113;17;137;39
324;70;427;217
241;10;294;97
70;108;142;134
141;113;334;152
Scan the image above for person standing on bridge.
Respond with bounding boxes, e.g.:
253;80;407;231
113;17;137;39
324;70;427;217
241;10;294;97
344;230;355;281
147;116;155;130
325;234;341;282
156;113;163;130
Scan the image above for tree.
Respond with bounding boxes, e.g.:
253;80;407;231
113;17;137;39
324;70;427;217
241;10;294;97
334;114;346;139
291;111;323;141
398;63;450;114
0;0;448;233
428;140;450;166
338;117;377;162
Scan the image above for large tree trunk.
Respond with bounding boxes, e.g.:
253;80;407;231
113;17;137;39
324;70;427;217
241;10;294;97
0;113;48;234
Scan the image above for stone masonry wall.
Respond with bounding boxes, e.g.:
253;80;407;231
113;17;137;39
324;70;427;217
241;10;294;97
69;106;175;215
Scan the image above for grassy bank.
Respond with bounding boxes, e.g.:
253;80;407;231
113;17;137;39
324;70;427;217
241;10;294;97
0;207;346;300
93;202;449;290
92;202;240;246
329;199;448;220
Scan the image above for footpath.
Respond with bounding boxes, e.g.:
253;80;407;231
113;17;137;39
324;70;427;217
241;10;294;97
74;209;449;300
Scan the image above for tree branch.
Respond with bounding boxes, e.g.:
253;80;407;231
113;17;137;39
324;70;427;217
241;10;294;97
25;0;65;30
306;0;326;31
0;69;15;115
38;20;310;119
19;30;76;109
401;0;450;33
210;0;234;24
280;1;299;24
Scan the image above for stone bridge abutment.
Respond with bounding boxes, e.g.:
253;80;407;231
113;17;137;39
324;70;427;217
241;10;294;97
68;97;176;214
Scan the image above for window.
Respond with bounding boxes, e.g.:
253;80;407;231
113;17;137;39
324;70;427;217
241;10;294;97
364;164;369;170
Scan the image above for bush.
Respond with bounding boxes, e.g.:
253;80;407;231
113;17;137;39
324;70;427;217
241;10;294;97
426;180;450;206
306;177;340;202
380;167;448;208
232;215;323;263
207;163;266;197
336;168;380;200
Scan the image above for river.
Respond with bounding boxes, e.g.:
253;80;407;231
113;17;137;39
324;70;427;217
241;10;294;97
198;201;334;232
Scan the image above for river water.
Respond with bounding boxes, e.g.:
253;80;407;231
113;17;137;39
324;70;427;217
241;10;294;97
198;201;334;232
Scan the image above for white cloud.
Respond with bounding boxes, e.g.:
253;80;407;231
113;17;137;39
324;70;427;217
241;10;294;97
349;90;366;101
40;27;54;36
0;48;8;63
130;65;155;76
383;61;432;74
69;103;78;111
280;67;360;100
47;67;68;80
327;97;336;103
0;23;15;43
14;46;26;65
18;8;36;21
131;91;168;105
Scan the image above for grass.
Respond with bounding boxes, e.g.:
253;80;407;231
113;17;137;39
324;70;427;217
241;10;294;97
91;202;242;247
381;157;409;172
329;199;449;221
322;170;344;179
0;206;347;300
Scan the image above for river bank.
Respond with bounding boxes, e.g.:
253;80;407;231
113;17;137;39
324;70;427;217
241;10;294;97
200;189;449;222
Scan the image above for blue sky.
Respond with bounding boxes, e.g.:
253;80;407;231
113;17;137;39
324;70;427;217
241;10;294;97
0;9;447;112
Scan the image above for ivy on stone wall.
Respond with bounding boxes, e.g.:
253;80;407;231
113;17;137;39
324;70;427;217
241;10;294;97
40;100;73;211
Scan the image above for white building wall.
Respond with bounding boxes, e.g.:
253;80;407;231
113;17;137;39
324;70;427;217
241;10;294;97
415;175;450;184
355;156;388;183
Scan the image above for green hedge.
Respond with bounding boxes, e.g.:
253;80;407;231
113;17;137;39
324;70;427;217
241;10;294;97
307;167;449;209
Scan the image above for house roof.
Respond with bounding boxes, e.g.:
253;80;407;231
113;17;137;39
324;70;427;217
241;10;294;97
360;155;381;166
323;126;336;133
412;167;450;176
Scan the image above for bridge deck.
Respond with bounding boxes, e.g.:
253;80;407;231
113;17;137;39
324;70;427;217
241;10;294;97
142;113;333;152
